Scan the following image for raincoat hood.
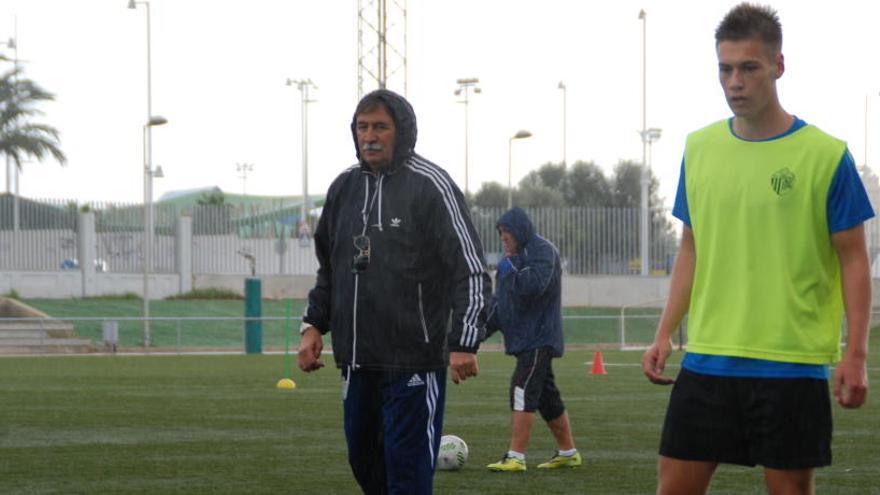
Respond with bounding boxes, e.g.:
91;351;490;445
350;89;418;172
496;207;535;249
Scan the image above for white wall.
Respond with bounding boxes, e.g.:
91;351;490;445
0;271;180;299
4;273;880;310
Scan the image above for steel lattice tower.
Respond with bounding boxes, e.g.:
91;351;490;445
358;0;407;98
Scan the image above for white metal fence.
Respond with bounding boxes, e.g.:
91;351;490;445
473;206;679;275
5;196;880;277
5;310;875;355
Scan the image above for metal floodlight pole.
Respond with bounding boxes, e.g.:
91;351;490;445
638;8;649;277
866;91;880;167
130;0;163;347
866;93;874;168
507;130;532;209
236;162;254;196
455;77;481;195
2;32;16;197
141;115;166;348
645;128;662;167
2;27;20;231
286;79;317;228
558;81;567;167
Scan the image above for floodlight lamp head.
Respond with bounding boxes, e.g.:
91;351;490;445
147;115;168;126
474;87;482;94
127;0;137;9
638;9;646;20
558;81;565;89
153;165;164;178
6;38;15;49
513;130;532;140
454;89;461;96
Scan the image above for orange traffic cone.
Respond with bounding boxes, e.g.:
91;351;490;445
590;351;607;375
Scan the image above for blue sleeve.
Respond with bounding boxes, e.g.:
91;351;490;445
827;148;875;233
507;242;556;299
671;157;691;227
484;295;500;338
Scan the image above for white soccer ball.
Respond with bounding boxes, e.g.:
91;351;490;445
436;434;468;471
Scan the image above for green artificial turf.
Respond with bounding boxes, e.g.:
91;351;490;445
1;346;878;494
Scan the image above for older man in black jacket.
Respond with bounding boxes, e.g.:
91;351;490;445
298;89;491;494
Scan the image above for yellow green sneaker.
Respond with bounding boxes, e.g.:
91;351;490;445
537;451;582;469
487;455;527;472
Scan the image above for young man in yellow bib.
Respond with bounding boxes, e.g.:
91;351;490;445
641;4;873;494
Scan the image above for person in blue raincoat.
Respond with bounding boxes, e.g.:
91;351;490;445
485;207;582;472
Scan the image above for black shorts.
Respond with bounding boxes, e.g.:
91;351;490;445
509;347;565;422
659;368;832;469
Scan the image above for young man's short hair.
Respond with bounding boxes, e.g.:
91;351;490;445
715;3;782;54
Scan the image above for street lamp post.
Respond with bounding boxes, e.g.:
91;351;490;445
1;35;16;197
129;0;164;346
1;32;19;232
507;130;533;209
141;116;166;347
558;81;567;167
455;78;481;195
638;8;649;276
236;162;254;196
286;79;317;229
642;128;662;170
866;93;879;167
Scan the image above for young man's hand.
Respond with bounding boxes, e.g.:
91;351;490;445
642;339;675;385
833;351;868;408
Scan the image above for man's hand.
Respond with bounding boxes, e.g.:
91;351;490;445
449;352;479;384
833;352;868;408
297;326;325;372
642;339;675;385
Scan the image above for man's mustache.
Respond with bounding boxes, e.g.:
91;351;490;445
362;143;384;152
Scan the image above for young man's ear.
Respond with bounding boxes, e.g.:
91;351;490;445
775;53;785;79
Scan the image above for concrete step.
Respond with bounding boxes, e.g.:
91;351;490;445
0;343;95;355
0;324;74;336
0;337;92;346
0;329;50;339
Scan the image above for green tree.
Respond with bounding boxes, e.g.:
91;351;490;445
517;162;570;208
196;191;226;205
564;160;612;207
516;183;565;207
532;162;567;190
0;68;66;171
472;181;509;208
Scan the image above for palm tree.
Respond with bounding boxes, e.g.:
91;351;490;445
0;67;66;172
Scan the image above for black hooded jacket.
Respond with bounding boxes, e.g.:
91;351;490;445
303;90;492;372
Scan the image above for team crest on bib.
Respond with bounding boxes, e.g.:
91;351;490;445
770;167;796;196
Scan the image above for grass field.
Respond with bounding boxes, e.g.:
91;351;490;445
21;298;663;350
2;344;879;494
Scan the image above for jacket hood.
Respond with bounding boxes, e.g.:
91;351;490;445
496;207;534;248
350;89;418;171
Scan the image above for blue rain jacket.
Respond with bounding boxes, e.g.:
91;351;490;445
487;207;564;357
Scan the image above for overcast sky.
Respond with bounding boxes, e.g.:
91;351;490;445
2;0;879;208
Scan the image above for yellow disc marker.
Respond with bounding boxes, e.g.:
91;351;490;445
277;378;296;390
